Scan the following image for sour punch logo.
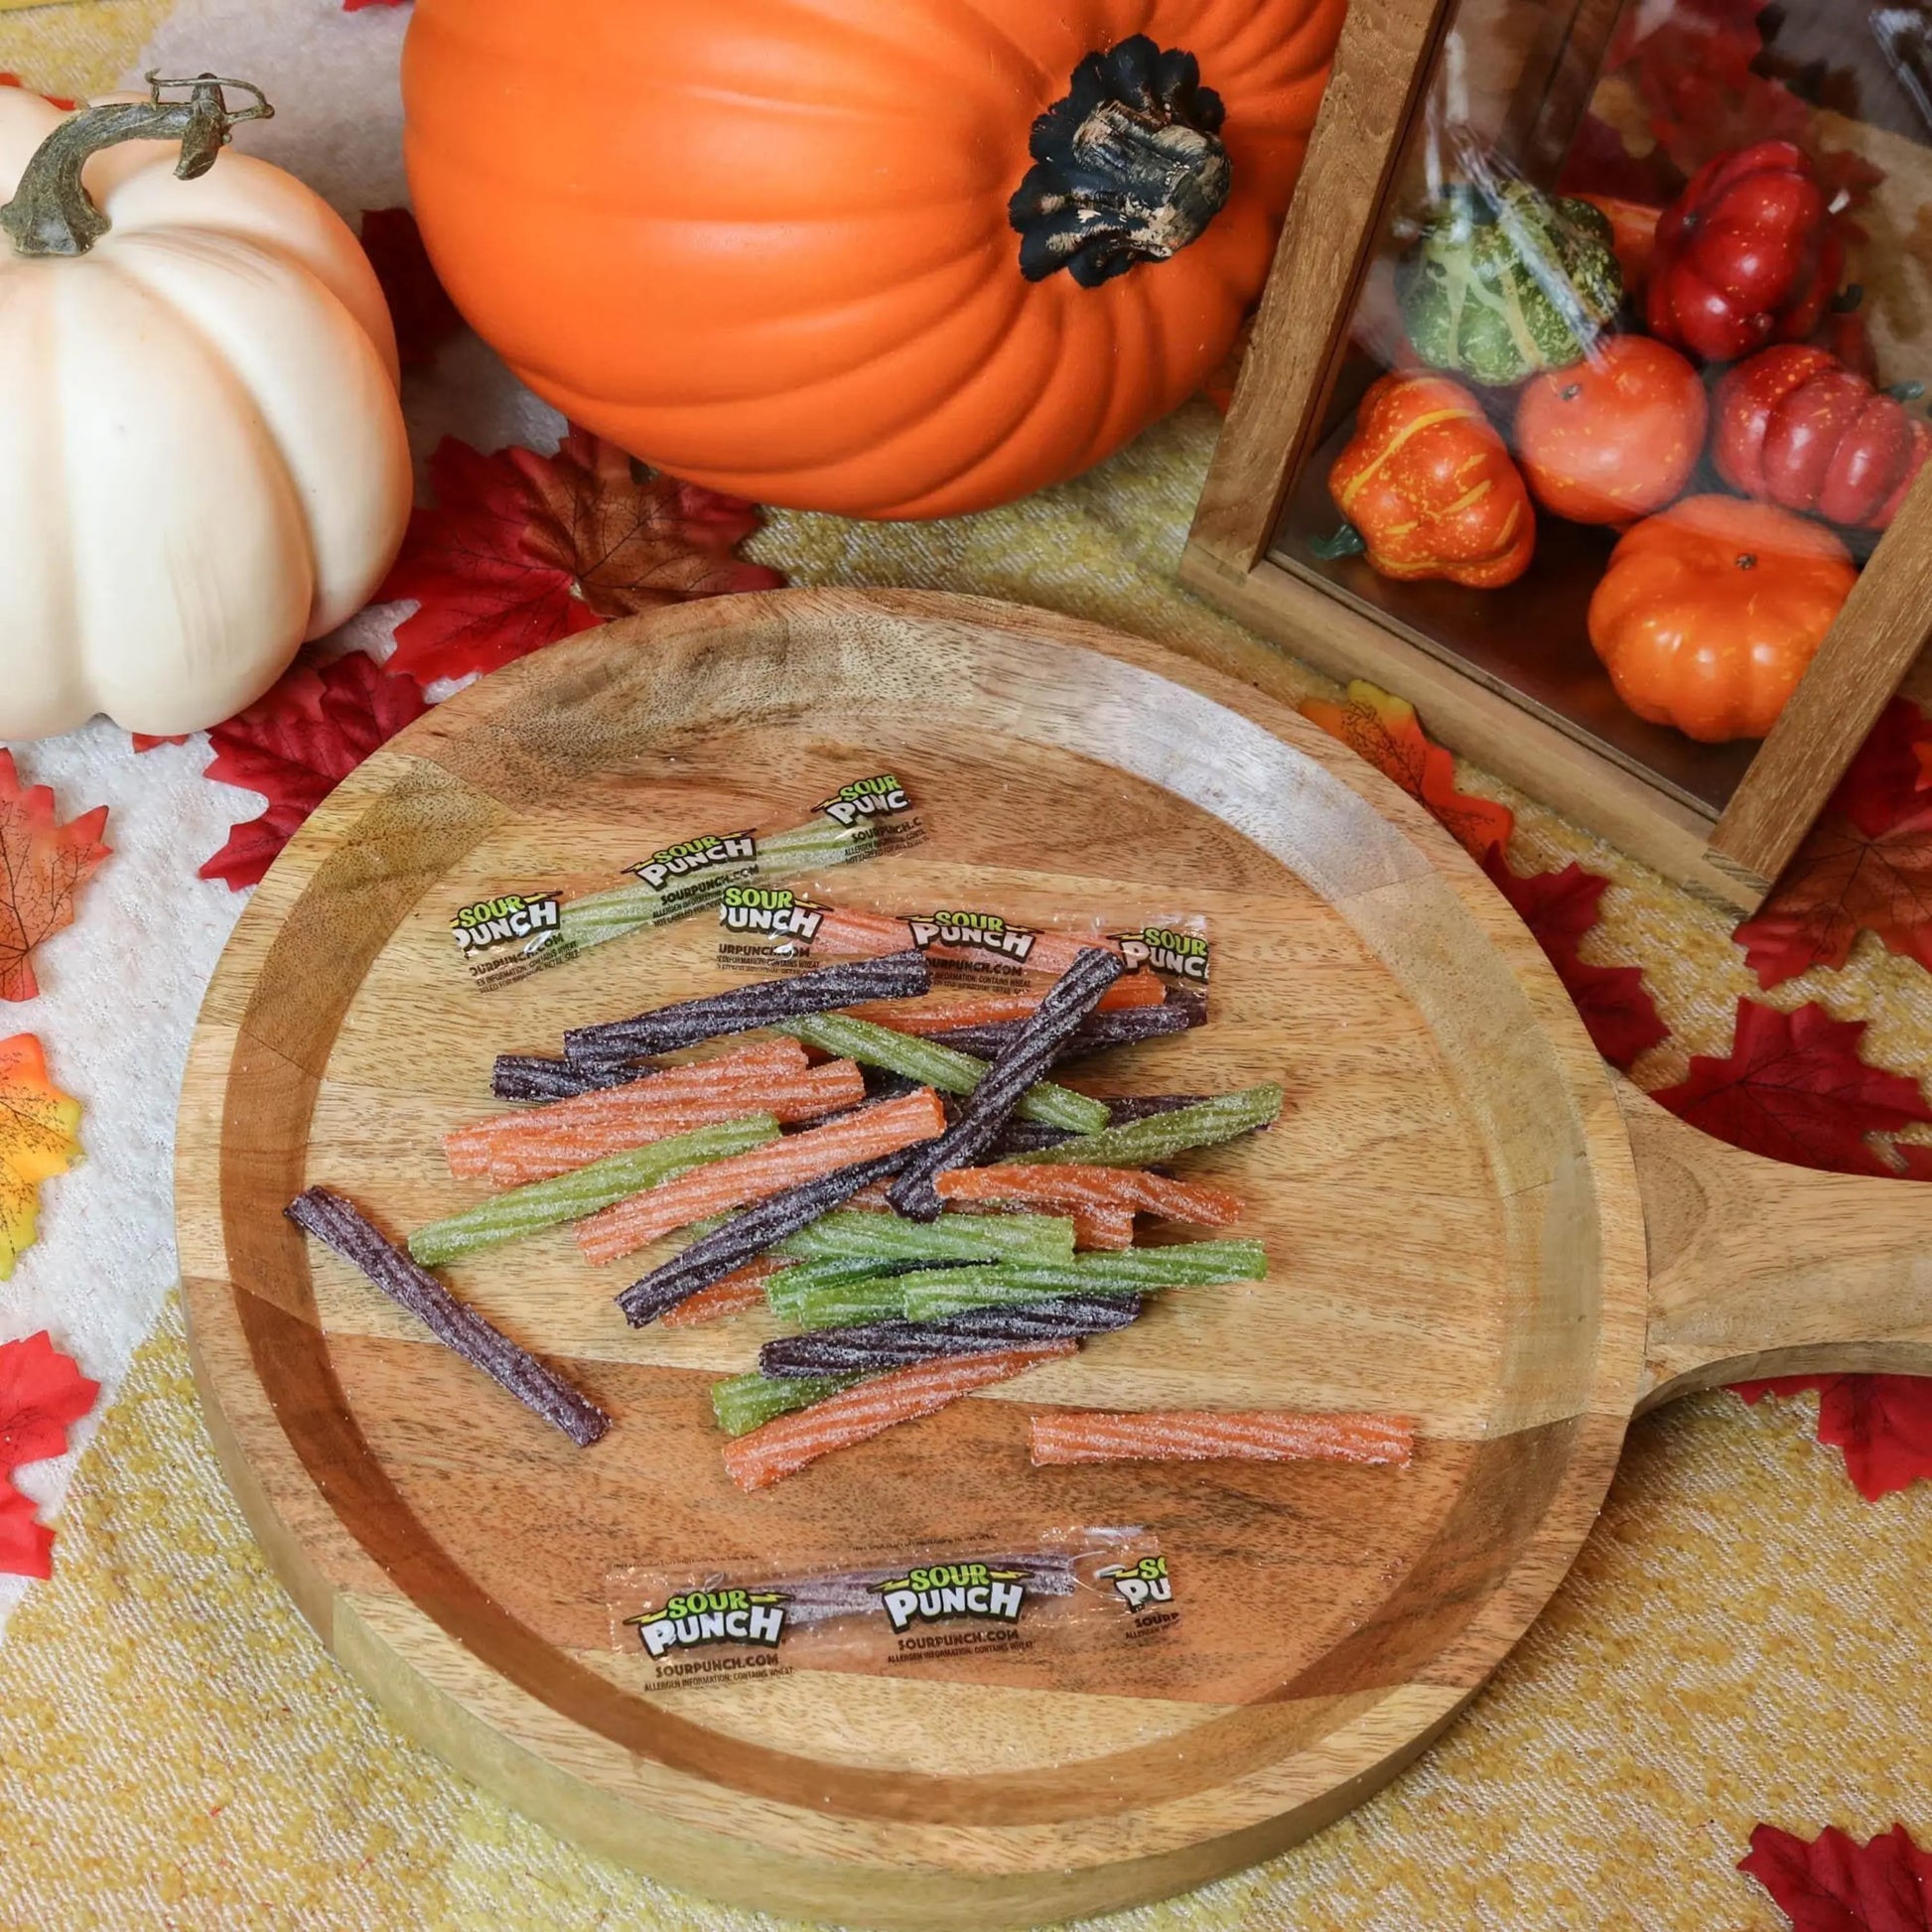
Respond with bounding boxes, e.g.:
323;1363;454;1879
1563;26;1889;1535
1116;926;1210;984
450;893;562;957
718;885;825;941
907;909;1037;964
627;830;757;894
1098;1554;1173;1612
626;1587;789;1661
818;773;910;830
871;1562;1029;1633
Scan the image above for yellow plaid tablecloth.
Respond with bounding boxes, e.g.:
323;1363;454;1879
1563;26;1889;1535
2;9;1930;1927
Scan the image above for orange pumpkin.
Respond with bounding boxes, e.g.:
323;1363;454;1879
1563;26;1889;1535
1328;373;1536;588
402;2;1345;520
1515;336;1706;527
1587;495;1856;742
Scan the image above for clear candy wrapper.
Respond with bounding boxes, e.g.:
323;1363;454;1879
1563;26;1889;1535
451;772;923;990
607;1527;1175;1694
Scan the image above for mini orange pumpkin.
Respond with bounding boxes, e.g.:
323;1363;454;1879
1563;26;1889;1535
401;1;1344;519
1587;495;1856;742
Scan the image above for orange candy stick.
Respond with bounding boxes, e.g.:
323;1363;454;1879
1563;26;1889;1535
446;1039;809;1176
844;971;1166;1035
657;1259;782;1329
576;1088;948;1266
808;907;1119;979
1028;1410;1416;1468
484;1062;868;1186
724;1344;1076;1492
1070;1204;1136;1251
934;1164;1244;1228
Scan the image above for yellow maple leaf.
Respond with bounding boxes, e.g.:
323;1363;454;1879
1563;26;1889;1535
0;1035;80;1278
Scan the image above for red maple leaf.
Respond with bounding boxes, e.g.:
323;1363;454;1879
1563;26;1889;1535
0;751;112;1002
0;1331;97;1582
0;1483;54;1582
1484;853;1670;1069
377;430;785;689
1741;1822;1932;1926
130;735;189;753
358;208;462;368
0;1330;99;1471
1733;1377;1932;1501
1735;702;1932;989
1651;999;1932;1175
199;652;428;891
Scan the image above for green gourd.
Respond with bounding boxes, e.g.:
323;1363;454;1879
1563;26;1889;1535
1398;181;1622;386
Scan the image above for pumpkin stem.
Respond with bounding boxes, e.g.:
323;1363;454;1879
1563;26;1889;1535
1309;523;1368;562
0;71;272;258
1009;35;1231;289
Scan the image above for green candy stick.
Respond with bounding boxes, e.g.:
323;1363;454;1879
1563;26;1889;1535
771;1208;1075;1266
712;1369;859;1438
408;1114;780;1268
769;1271;913;1331
778;1015;1108;1133
899;1241;1268;1320
1008;1085;1284;1169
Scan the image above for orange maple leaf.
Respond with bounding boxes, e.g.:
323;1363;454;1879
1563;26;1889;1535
0;752;111;1002
1300;680;1515;861
0;1035;81;1279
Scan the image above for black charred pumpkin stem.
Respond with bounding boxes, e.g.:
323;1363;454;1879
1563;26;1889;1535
1009;35;1231;289
0;72;272;258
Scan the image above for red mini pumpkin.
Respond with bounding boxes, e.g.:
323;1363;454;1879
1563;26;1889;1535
403;1;1344;520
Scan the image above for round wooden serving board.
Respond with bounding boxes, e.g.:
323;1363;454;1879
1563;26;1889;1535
177;591;1932;1929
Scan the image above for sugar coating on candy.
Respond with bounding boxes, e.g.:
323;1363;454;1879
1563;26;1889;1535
1027;1410;1415;1468
563;949;930;1067
1013;1085;1285;1170
656;1260;783;1329
988;1093;1211;1158
758;1293;1142;1378
888;949;1129;1220
616;1148;919;1326
483;1062;868;1186
490;1054;646;1102
935;1164;1245;1228
722;1345;1075;1492
924;1002;1195;1065
844;972;1167;1035
773;1207;1076;1266
286;1187;610;1448
712;1369;859;1437
1071;1204;1136;1250
409;1114;781;1267
899;1241;1268;1318
578;1089;946;1266
779;1014;1110;1134
769;1272;913;1332
451;1040;810;1176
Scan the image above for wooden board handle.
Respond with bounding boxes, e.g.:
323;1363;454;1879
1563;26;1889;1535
1618;1078;1932;1409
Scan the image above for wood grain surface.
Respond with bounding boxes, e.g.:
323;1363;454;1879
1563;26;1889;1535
175;591;1932;1928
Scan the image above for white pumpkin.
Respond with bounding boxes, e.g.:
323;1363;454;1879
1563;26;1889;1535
0;76;412;739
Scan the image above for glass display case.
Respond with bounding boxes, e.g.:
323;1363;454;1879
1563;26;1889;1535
1185;0;1932;908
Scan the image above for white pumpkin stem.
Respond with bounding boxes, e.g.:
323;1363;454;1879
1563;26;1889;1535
0;71;273;258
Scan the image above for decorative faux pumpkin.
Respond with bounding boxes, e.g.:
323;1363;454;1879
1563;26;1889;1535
1646;141;1841;364
1396;181;1622;387
0;76;411;741
1574;194;1662;294
1514;336;1706;526
401;2;1345;520
1713;344;1931;530
1587;495;1856;743
1325;373;1536;588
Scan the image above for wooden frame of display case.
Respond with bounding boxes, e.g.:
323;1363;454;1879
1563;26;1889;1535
1178;0;1932;911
